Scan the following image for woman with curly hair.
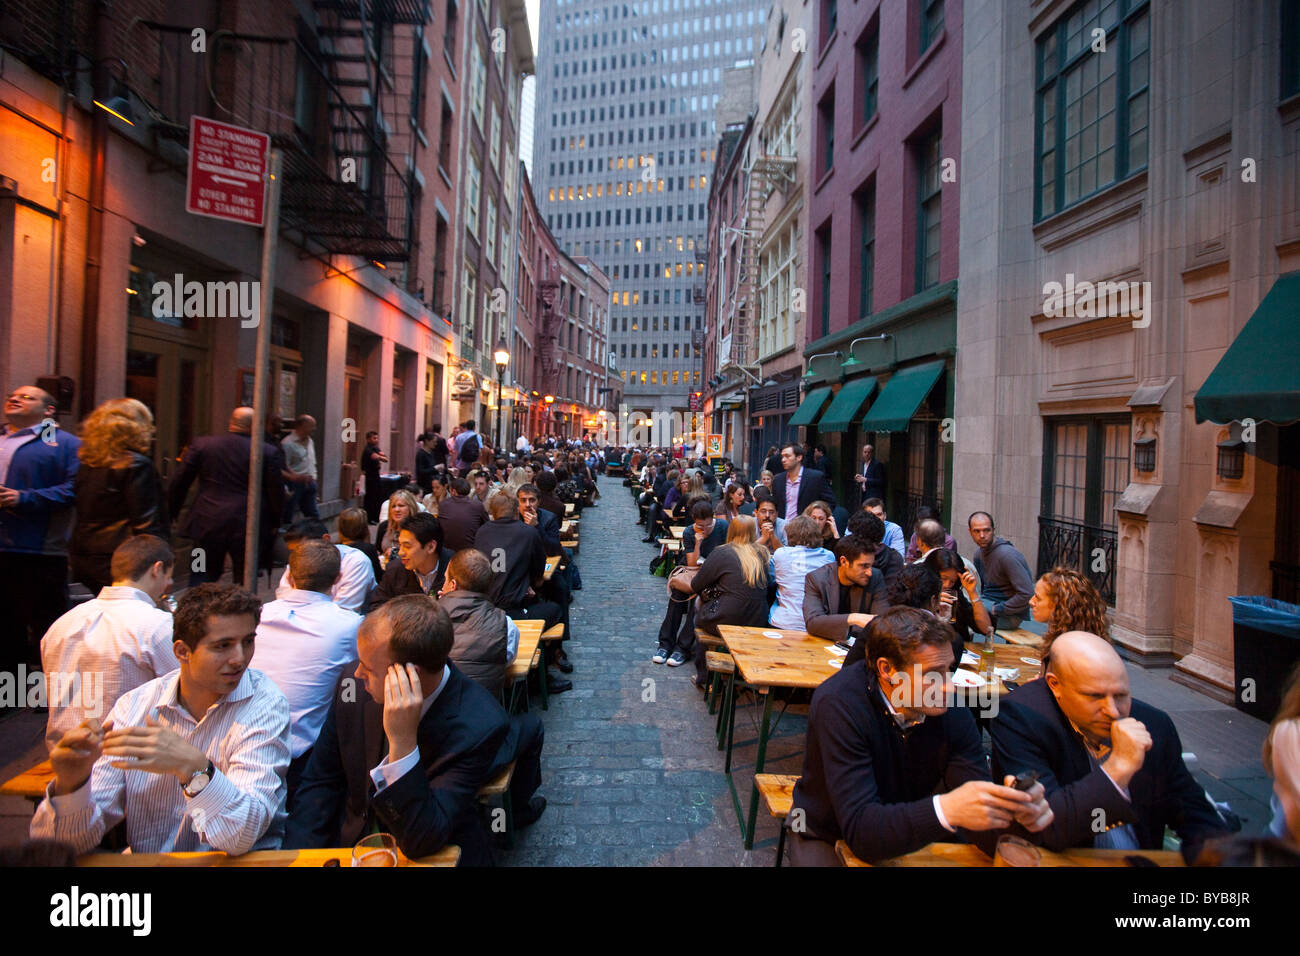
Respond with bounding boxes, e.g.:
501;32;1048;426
1029;566;1110;669
71;398;169;592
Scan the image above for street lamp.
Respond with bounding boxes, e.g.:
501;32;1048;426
493;338;510;453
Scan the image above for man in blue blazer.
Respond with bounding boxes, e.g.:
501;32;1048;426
770;443;836;523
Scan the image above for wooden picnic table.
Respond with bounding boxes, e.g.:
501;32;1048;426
1;759;53;801
716;625;841;849
835;840;1183;868
668;525;688;539
959;641;1044;695
564;503;575;515
543;557;558;580
79;846;461;867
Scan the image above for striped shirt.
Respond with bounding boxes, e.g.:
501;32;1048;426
30;668;291;855
277;544;375;613
40;586;178;751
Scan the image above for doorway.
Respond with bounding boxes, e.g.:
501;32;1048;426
125;336;210;482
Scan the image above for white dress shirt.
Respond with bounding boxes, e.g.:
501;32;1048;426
784;467;803;523
369;665;451;792
41;586;179;751
770;546;836;631
280;432;317;480
31;669;291;855
253;589;362;758
277;544;375;613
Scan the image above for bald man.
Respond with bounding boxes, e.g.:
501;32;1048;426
169;407;285;587
990;632;1229;862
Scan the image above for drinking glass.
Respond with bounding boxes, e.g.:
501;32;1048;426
993;835;1041;867
352;832;400;867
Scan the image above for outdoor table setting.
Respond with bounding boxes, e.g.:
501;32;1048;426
715;625;844;849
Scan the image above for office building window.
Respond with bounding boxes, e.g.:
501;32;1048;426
920;0;945;54
1035;0;1149;219
916;129;942;291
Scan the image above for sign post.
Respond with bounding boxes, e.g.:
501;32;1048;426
184;115;276;592
242;149;281;592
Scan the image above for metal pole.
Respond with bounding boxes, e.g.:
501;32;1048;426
495;366;504;456
243;149;282;592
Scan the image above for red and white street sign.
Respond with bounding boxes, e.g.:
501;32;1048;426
185;116;269;226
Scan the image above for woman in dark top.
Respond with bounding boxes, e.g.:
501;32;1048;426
690;517;773;683
924;548;992;651
71;398;169;592
715;481;750;521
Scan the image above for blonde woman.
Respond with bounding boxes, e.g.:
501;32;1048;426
688;516;773;680
375;489;421;560
72;398;169;592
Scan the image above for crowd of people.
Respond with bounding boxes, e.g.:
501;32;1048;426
2;382;619;863
625;439;1300;866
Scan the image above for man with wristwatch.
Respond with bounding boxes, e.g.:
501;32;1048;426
31;583;291;855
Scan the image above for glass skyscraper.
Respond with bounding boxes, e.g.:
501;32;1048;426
530;0;765;417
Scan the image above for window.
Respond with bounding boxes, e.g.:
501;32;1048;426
858;25;879;127
857;184;875;318
489;107;501;169
471;46;486;129
915;130;942;291
1040;416;1130;603
817;226;832;337
1283;0;1300;99
444;0;459;66
466;157;481;236
461;267;477;344
485;198;497;264
920;0;945;54
821;0;837;48
818;88;835;175
410;35;428;131
1035;0;1149;219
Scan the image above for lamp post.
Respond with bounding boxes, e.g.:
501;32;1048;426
493;339;510;455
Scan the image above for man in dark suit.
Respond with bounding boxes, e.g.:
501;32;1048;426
771;443;836;525
788;607;1052;865
802;536;891;642
368;512;447;609
853;443;886;507
285;596;544;866
437;477;488;552
534;471;567;524
475;493;570;694
169;406;283;587
991;631;1230;863
517;483;561;556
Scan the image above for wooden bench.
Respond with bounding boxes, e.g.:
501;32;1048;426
756;773;800;867
704;651;734;741
477;760;517;849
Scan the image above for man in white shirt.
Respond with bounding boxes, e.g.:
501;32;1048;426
32;583;290;855
280;414;319;521
253;540;361;800
41;535;179;751
516;434;531;455
276;518;375;613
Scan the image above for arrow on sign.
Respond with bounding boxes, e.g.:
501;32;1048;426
210;175;247;186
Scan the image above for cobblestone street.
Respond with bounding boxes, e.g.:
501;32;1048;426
495;475;805;866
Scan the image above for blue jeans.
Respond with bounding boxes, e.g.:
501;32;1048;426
284;479;319;522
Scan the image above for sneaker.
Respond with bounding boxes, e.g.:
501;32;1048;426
667;650;688;667
652;647;670;664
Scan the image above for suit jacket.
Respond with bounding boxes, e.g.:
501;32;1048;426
285;664;509;866
802;560;891;641
990;678;1229;862
859;458;886;503
437;494;488;553
771;465;837;518
474;518;546;609
169;432;282;540
367;554;446;610
529;507;562;556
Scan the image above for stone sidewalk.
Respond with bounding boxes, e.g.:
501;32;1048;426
0;473;1279;859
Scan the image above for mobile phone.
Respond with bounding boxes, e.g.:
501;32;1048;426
1012;770;1039;791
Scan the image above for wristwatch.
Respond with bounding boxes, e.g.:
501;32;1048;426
181;760;215;798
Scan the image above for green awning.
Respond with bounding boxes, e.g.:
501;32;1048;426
1195;271;1300;425
859;361;946;432
817;377;879;433
788;386;834;426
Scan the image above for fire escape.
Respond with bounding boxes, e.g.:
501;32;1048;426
130;1;427;264
538;269;566;418
731;149;796;369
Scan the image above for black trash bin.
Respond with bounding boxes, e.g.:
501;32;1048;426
1230;595;1300;720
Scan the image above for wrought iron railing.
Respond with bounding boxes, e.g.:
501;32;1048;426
1037;516;1117;606
1271;561;1300;605
895;492;945;541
